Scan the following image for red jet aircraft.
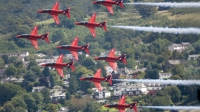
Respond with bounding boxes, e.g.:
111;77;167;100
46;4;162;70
75;13;107;38
94;48;126;71
38;1;70;25
79;68;112;91
104;95;138;112
57;37;89;60
41;54;75;78
16;26;50;50
93;0;124;14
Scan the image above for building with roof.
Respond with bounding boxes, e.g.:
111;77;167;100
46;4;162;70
32;86;45;92
188;54;200;60
159;72;172;79
168;42;190;52
0;52;29;57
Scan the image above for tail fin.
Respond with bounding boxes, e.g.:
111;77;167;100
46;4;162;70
63;7;70;18
67;61;75;71
130;102;137;112
117;0;124;8
81;43;90;54
42;32;50;43
105;75;112;85
118;54;127;64
100;20;107;32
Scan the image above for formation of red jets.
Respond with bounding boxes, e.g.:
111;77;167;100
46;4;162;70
15;1;138;112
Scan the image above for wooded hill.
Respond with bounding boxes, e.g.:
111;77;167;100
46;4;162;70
0;0;200;112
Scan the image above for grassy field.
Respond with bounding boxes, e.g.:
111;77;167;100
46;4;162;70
36;18;54;25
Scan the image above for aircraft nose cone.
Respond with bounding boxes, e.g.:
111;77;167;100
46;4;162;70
104;104;109;107
38;10;43;13
16;35;21;38
41;64;46;66
94;57;99;60
75;22;79;25
79;78;84;80
57;46;61;49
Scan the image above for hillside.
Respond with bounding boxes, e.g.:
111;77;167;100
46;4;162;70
0;0;200;112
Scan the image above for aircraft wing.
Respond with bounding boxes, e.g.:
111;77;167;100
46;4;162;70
94;68;101;78
55;67;64;78
118;95;126;105
30;39;38;50
30;26;38;35
118;109;125;112
107;61;117;71
89;13;96;23
88;27;96;37
52;15;60;25
70;37;78;46
52;1;59;10
70;51;78;60
93;81;102;91
108;48;115;57
56;54;63;64
105;5;114;14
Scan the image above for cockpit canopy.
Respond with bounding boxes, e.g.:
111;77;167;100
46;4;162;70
85;76;94;78
79;21;88;24
21;34;30;36
43;9;51;11
61;45;70;47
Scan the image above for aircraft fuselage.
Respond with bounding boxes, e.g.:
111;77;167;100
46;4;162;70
105;104;131;109
16;34;43;39
80;77;105;82
38;9;64;15
95;57;119;62
93;1;117;5
42;62;72;68
57;45;82;51
75;22;102;27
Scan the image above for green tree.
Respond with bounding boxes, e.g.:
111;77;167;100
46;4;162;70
41;87;51;104
171;65;185;78
82;57;96;71
5;65;18;76
49;73;56;88
51;30;65;43
42;67;50;77
83;102;102;112
163;86;181;103
3;101;15;112
0;58;5;68
68;75;79;94
135;5;157;18
0;83;25;106
2;55;9;64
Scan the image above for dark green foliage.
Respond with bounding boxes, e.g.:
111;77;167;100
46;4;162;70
5;65;18;76
83;102;102;112
49;73;56;88
135;5;157;18
82;57;96;71
2;55;9;64
41;87;51;104
163;86;181;103
42;67;50;77
51;29;66;43
0;83;25;106
68;75;79;94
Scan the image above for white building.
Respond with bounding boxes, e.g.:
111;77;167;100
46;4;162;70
159;73;172;79
168;42;190;52
0;52;29;57
188;54;200;60
32;86;45;92
93;90;111;99
113;82;166;96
